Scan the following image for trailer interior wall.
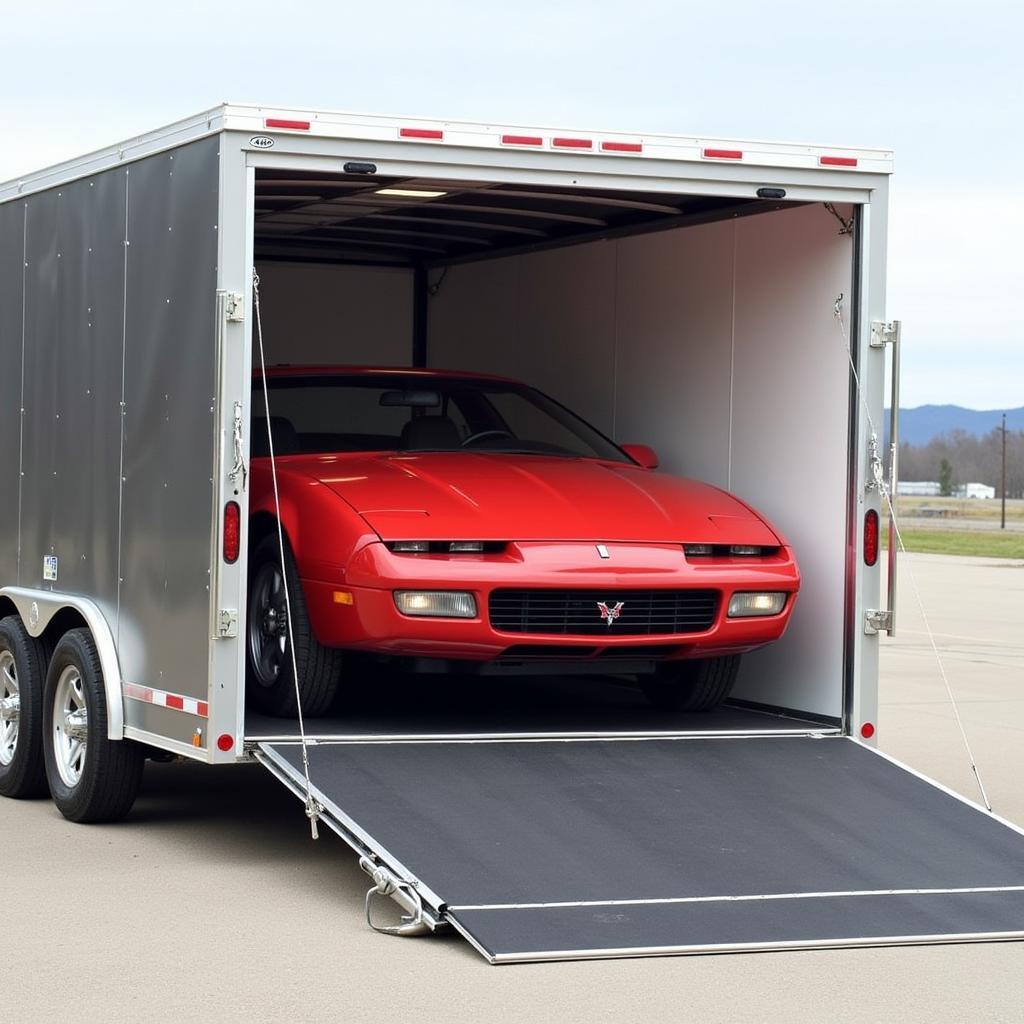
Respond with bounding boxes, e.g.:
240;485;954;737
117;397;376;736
428;204;854;718
255;262;412;366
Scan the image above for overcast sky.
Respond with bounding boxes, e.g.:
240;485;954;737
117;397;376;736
2;0;1021;409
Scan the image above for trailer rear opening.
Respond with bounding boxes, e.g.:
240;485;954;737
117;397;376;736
3;105;1023;961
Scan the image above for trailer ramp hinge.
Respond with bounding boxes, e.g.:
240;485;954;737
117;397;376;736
217;609;238;638
359;857;431;937
870;319;901;348
224;292;245;322
864;608;894;635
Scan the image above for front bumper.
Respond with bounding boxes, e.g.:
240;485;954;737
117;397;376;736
301;541;800;662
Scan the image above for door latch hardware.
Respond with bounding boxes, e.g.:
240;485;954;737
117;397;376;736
224;292;245;322
217;609;239;638
864;609;894;635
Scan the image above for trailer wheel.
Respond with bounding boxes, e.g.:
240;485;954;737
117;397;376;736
42;628;144;823
247;534;342;718
0;616;50;799
640;654;741;712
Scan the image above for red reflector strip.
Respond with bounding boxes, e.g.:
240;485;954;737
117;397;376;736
863;508;880;566
820;155;858;167
601;141;643;153
264;118;310;131
703;148;743;160
400;127;444;140
501;134;544;146
124;682;209;719
552;137;593;149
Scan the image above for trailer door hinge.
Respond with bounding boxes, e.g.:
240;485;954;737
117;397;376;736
870;320;901;348
224;292;245;322
864;609;894;635
217;609;239;638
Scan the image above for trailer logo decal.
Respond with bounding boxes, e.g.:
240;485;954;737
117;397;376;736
249;136;276;149
124;682;209;719
596;601;625;626
43;555;58;581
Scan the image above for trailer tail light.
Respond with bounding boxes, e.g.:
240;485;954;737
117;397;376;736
820;155;858;167
400;127;444;140
264;118;310;131
217;734;235;752
223;502;240;564
864;509;880;566
860;722;875;739
703;148;743;160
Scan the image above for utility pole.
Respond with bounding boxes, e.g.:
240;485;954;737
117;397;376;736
1001;412;1007;530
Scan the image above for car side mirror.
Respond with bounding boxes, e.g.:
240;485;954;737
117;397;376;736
620;443;659;469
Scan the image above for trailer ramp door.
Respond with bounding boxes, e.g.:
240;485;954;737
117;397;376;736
255;736;1024;963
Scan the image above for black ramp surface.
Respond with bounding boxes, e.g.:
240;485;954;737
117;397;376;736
265;737;1024;960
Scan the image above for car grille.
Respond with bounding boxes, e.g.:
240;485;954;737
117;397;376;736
489;589;720;636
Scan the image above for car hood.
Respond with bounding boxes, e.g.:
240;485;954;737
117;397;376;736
293;452;780;545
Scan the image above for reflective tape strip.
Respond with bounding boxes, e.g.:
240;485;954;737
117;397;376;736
124;682;209;718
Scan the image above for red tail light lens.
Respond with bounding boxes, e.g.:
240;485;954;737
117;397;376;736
224;502;240;564
864;509;879;566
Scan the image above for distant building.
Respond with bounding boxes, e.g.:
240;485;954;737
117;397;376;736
956;482;996;499
897;481;941;497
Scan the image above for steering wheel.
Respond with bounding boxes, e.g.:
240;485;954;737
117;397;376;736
461;429;514;447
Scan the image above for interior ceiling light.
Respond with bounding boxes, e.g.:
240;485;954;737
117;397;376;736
374;188;448;198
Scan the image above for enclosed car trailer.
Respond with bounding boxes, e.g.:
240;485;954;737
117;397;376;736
2;105;1024;962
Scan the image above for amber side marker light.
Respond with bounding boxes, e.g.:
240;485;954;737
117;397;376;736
333;591;354;605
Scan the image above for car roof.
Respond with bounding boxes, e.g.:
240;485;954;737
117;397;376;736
253;365;521;385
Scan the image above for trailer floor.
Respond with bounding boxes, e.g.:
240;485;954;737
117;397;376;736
245;673;834;741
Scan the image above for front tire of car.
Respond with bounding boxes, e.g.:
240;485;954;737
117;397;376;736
640;654;740;712
246;534;343;718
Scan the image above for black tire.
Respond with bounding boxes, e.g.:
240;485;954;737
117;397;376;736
640;654;741;712
246;534;343;718
0;616;50;799
42;628;144;823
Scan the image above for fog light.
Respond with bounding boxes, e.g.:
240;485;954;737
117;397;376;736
728;592;787;617
394;591;477;618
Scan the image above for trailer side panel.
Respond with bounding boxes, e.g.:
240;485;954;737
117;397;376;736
117;138;220;724
0;200;25;586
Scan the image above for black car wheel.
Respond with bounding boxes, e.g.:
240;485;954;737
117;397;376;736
640;654;741;712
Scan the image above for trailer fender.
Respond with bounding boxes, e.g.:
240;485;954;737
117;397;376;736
0;587;124;740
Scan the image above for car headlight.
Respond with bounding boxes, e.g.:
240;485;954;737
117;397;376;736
394;591;478;618
727;592;787;617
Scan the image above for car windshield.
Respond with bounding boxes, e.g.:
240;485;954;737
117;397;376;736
252;373;630;462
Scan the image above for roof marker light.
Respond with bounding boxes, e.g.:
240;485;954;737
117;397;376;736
264;118;310;131
601;141;643;153
400;127;444;140
703;148;743;160
502;134;544;146
552;137;593;149
820;155;858;167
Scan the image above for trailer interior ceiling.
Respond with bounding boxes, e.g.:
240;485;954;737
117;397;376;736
252;169;855;723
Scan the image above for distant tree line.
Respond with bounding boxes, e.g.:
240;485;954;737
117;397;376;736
896;428;1024;498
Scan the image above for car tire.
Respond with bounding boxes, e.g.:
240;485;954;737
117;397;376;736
0;615;50;799
640;654;741;712
246;534;343;718
43;628;145;822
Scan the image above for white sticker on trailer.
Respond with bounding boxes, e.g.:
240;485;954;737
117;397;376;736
43;556;58;581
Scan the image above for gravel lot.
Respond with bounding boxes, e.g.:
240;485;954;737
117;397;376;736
4;553;1023;1023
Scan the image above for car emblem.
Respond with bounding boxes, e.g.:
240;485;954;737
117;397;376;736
596;544;610;559
597;601;624;626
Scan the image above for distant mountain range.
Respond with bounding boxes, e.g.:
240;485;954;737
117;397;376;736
883;405;1024;446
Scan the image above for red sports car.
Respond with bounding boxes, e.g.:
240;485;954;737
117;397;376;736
247;368;800;716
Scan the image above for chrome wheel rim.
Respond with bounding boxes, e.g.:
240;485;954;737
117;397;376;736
0;650;19;767
53;665;88;787
248;562;288;689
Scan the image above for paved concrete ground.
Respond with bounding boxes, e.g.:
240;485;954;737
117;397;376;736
4;554;1024;1023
